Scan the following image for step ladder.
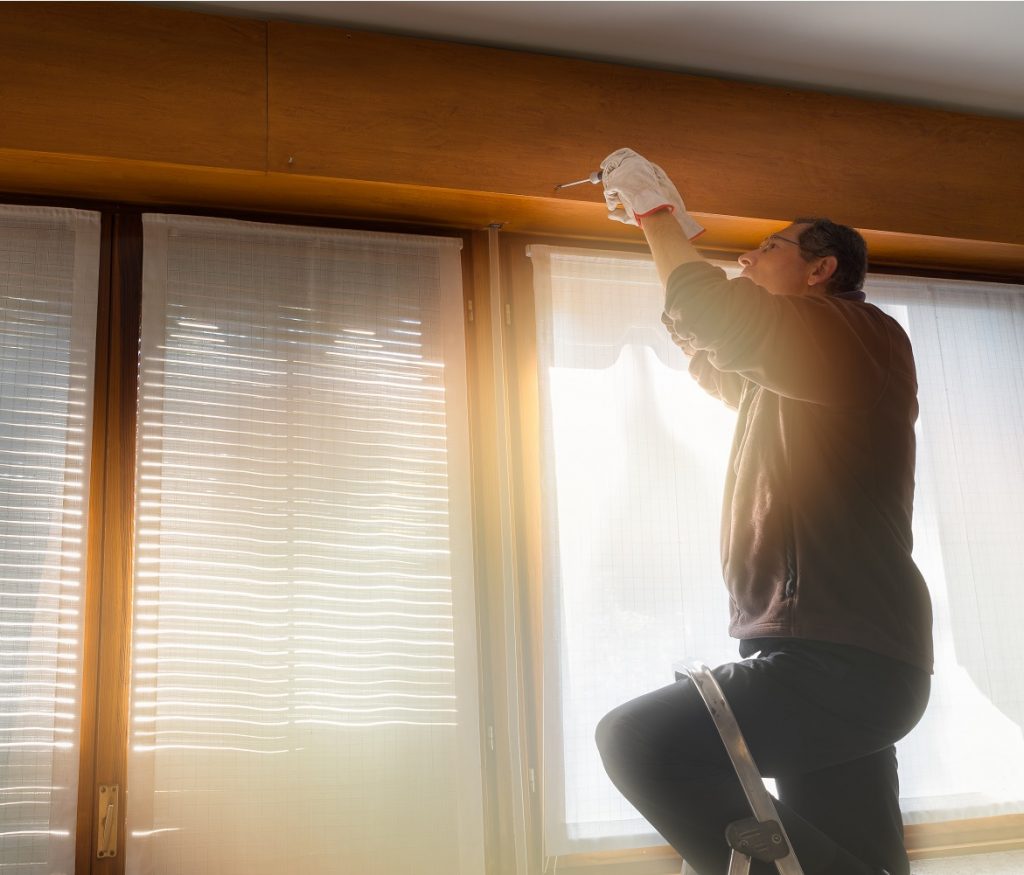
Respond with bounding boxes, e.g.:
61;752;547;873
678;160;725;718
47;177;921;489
672;661;805;875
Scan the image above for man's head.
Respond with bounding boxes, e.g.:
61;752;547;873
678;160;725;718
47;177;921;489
738;218;868;298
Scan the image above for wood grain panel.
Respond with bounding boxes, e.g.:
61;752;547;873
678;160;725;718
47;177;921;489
267;22;1023;245
0;3;266;170
2;149;1022;279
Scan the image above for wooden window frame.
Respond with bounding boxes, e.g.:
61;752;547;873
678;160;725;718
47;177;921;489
498;230;1024;870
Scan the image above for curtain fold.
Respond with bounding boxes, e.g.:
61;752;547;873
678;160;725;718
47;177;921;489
125;215;483;875
0;205;100;875
530;246;1024;856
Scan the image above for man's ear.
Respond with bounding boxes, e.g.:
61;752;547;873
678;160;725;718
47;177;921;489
808;255;838;287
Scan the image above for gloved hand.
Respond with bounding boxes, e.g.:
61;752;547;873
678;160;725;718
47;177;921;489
600;148;704;240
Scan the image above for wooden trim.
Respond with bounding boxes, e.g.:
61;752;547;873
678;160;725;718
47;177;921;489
2;154;1021;280
77;212;114;875
459;233;502;875
82;212;144;875
501;233;547;874
0;5;1021;277
461;228;540;875
500;232;547;874
543;813;1024;874
0;3;266;170
905;814;1024;860
265;21;1023;246
463;228;526;875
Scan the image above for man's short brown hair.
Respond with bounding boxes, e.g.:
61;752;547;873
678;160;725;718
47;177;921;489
793;218;868;296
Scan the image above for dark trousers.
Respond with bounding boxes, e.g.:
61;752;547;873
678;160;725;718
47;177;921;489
595;638;930;875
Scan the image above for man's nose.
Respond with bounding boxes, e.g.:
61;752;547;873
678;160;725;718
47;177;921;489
738;250;755;268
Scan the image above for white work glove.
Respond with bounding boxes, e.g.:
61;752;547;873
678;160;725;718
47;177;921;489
600;148;705;240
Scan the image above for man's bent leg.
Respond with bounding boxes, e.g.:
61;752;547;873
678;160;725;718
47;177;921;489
595;642;928;875
595;674;878;875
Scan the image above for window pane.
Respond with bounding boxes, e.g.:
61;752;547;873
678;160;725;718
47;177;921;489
530;245;1024;856
125;216;483;875
531;248;738;855
0;206;100;875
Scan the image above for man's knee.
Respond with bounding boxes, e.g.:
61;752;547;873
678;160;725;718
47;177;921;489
596;698;669;795
594;703;634;779
596;690;704;785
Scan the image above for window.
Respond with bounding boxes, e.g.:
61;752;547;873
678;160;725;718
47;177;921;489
4;202;1018;874
123;215;484;875
0;206;101;875
529;246;1024;857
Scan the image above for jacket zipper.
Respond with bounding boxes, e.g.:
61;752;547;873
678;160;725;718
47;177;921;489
783;513;797;599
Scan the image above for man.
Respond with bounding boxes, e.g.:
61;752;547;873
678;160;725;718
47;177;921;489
593;149;933;875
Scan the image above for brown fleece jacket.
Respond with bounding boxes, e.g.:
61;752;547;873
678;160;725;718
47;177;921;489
663;261;933;672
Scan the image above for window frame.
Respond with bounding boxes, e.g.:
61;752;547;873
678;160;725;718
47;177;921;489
502;233;1024;870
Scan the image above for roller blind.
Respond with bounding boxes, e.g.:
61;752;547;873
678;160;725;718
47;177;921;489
0;206;100;875
125;215;483;875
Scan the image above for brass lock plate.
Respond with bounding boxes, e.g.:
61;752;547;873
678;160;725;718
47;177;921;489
97;784;119;858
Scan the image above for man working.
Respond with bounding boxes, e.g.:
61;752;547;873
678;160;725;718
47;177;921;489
593;149;933;875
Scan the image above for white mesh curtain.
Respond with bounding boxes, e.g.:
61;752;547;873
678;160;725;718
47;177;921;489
529;245;1024;856
0;206;100;875
867;275;1024;823
125;215;483;875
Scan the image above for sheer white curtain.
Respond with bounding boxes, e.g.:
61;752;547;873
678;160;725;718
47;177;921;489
125;215;483;875
529;245;1024;856
0;206;100;875
868;276;1024;823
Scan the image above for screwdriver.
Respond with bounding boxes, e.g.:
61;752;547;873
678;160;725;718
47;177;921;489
554;170;602;191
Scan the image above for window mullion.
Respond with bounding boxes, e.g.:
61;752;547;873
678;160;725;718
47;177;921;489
77;212;143;875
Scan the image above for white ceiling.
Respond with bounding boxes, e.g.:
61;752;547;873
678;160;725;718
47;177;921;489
158;1;1024;118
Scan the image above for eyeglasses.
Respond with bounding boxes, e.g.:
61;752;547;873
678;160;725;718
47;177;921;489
757;234;802;252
